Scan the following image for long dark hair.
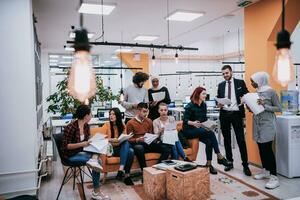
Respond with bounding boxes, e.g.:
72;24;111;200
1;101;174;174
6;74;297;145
109;107;124;138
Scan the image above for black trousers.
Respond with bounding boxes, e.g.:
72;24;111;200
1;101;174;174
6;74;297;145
220;110;249;167
257;141;277;175
131;142;172;170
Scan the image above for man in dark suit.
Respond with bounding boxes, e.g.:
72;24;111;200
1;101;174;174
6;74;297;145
217;65;251;176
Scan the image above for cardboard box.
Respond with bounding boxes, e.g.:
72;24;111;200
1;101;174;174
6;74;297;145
166;167;210;200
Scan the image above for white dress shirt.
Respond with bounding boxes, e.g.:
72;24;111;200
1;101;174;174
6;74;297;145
223;78;239;111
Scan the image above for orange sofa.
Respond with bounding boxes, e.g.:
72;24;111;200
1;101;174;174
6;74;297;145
90;121;199;182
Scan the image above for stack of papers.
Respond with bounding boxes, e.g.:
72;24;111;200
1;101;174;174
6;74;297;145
117;133;133;144
152;91;166;102
84;133;108;154
214;97;231;105
201;120;218;131
163;130;178;145
241;93;265;115
144;133;158;145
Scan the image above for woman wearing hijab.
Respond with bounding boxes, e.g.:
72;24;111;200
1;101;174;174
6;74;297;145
148;76;171;120
250;71;282;189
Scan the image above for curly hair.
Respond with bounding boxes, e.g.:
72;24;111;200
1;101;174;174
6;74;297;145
132;72;149;84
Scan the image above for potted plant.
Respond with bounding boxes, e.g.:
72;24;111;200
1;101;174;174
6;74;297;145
46;76;119;116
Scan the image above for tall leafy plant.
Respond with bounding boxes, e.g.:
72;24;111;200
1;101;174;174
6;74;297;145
47;76;119;116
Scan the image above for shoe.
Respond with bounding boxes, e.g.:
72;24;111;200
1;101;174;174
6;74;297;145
253;169;270;180
124;176;134;185
207;165;218;175
184;157;192;162
224;164;234;172
217;158;232;167
87;159;103;172
91;191;111;200
265;175;279;189
116;170;124;181
243;166;252;176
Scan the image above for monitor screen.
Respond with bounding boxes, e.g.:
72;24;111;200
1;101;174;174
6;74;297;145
206;100;216;107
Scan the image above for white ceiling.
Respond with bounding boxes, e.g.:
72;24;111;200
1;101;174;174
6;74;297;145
33;0;247;57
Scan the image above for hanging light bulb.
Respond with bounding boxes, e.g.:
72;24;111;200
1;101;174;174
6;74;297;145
273;46;294;87
175;52;179;64
152;54;156;67
178;83;181;89
272;0;294;87
68;28;96;102
119;88;124;101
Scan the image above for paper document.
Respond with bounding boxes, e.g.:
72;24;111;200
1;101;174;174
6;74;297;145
152;92;166;102
84;133;108;154
201;120;218;131
118;133;133;144
163;130;179;145
144;133;158;145
164;123;176;131
241;93;265;115
214;97;231;105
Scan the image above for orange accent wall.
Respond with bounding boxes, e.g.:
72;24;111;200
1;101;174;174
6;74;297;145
244;0;300;165
117;53;150;88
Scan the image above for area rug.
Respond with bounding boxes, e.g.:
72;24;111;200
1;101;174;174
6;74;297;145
78;171;279;200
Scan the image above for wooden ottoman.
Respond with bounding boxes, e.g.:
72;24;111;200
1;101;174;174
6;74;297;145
166;167;210;200
143;167;167;200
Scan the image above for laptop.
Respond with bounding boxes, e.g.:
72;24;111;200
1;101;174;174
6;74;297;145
206;100;216;108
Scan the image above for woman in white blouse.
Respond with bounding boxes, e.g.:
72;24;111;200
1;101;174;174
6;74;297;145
153;103;190;161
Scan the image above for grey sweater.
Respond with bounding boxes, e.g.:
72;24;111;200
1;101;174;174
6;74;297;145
121;85;149;118
252;89;282;143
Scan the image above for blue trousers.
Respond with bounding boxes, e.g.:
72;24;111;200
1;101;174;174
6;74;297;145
183;128;220;161
68;152;100;189
113;141;134;174
171;141;187;160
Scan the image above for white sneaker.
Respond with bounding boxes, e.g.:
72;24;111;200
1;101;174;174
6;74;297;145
265;175;280;189
87;159;103;172
91;191;111;200
253;169;270;180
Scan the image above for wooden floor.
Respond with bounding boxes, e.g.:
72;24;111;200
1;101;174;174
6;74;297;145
39;144;300;200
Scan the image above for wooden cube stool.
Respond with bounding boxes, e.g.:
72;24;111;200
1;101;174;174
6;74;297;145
166;167;210;200
143;167;167;200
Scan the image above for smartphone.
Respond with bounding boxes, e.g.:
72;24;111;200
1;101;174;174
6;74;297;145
162;160;176;165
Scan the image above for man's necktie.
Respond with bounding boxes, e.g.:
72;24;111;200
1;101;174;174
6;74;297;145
228;80;231;100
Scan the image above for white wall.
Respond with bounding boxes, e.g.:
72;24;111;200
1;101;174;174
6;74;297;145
0;0;38;198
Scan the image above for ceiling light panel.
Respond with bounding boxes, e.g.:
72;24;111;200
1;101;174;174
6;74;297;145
78;3;116;15
166;10;205;22
134;35;159;41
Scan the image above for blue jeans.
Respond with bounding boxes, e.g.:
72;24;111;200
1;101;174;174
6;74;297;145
184;128;220;161
171;141;187;160
68;152;100;189
113;141;134;174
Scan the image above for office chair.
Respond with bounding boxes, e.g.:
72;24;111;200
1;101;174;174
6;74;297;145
53;133;91;200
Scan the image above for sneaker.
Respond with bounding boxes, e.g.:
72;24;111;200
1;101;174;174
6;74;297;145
87;159;103;172
265;175;279;189
253;169;270;180
116;170;125;181
92;191;111;200
124;176;134;185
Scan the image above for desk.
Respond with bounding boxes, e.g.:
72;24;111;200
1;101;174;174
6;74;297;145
50;110;98;119
51;118;107;134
